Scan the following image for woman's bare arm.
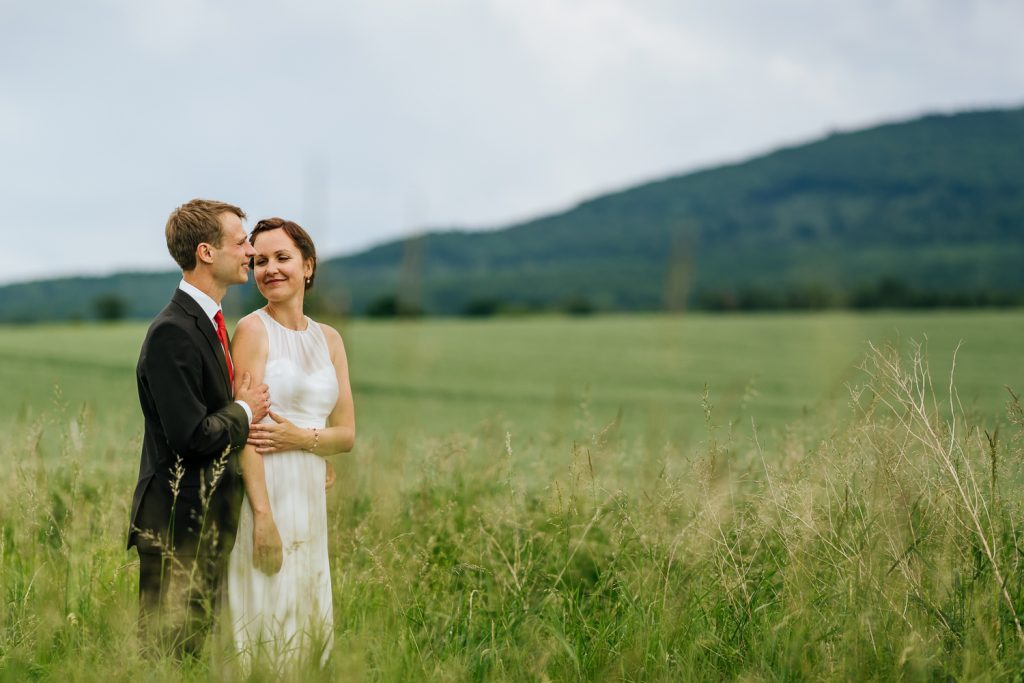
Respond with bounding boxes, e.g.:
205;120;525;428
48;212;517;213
231;314;282;574
315;323;356;454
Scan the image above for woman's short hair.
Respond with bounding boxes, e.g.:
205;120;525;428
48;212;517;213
249;217;318;290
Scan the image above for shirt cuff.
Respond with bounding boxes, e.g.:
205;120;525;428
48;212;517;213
236;399;253;423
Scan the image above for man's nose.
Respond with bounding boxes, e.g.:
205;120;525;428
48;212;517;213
244;243;256;257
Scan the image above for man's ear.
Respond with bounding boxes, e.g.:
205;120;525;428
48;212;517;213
196;243;215;265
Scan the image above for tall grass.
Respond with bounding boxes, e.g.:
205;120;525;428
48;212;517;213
2;340;1024;681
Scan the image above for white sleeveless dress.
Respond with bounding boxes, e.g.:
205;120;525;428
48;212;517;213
227;309;338;667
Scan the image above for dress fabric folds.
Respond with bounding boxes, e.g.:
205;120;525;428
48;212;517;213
227;309;338;667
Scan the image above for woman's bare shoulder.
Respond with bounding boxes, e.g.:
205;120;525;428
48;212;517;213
317;321;346;353
233;311;268;346
317;321;341;340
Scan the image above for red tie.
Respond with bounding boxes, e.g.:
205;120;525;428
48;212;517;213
213;310;234;385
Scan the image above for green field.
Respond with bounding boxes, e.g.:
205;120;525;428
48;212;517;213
2;311;1024;680
1;311;1020;450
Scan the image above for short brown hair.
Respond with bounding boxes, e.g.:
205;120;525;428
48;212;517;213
165;199;246;271
249;217;318;290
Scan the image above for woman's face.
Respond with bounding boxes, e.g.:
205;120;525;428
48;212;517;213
252;228;313;302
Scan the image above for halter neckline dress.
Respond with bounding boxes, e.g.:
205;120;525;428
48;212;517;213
227;308;338;666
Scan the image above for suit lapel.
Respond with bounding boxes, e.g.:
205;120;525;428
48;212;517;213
171;289;232;395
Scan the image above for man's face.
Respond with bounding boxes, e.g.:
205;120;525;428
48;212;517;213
210;212;256;286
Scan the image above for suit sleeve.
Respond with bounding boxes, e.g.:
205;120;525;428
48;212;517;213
142;322;249;461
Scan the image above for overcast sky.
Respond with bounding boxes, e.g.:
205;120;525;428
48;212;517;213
1;0;1022;285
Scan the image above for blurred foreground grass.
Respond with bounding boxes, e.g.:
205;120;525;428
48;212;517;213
1;311;1023;680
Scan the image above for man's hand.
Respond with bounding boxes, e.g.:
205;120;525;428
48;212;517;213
236;371;271;423
252;510;283;575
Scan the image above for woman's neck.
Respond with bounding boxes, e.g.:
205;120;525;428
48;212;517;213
264;298;306;330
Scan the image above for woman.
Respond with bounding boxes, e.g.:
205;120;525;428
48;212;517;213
226;217;355;667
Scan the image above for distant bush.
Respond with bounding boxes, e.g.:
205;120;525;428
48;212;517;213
461;298;502;318
366;295;398;318
695;278;1021;312
560;296;595;316
783;283;839;309
850;277;1022;310
92;294;126;321
365;294;422;318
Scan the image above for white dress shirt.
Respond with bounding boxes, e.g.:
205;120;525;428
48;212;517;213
177;279;254;423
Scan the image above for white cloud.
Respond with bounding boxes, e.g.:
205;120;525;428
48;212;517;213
114;0;233;59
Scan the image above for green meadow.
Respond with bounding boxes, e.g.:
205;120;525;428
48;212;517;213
1;310;1024;680
1;311;1020;446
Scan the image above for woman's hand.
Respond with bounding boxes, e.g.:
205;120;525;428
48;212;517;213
325;460;336;490
248;411;311;454
252;511;283;575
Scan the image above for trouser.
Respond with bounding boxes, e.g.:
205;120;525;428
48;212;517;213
137;547;226;659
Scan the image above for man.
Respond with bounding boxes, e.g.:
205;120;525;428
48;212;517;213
128;199;270;657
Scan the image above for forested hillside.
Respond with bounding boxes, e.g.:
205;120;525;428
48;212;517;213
2;106;1022;321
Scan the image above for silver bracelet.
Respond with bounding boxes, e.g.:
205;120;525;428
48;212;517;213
310;427;320;452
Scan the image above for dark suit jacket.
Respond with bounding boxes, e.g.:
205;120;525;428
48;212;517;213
128;288;249;556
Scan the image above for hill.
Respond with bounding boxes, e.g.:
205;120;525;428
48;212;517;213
2;106;1023;321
